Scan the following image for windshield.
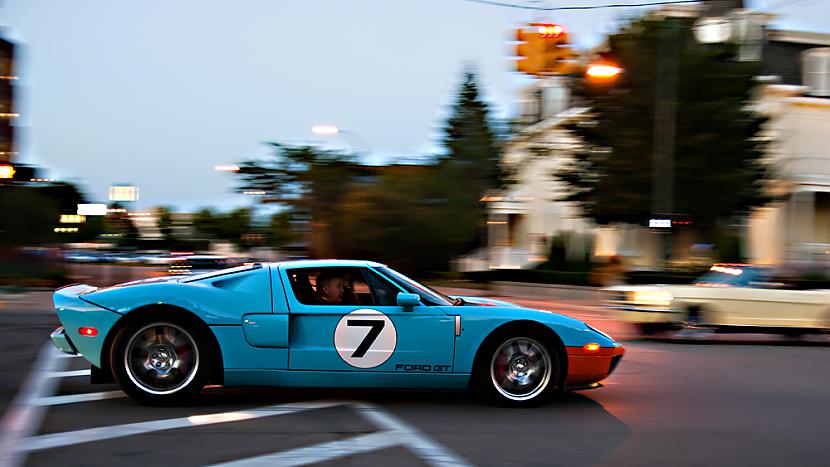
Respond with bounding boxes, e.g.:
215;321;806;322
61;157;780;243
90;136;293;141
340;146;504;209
374;267;453;306
694;265;766;287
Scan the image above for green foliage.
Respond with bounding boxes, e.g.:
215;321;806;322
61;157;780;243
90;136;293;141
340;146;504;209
155;206;176;243
439;69;503;194
192;207;254;247
546;234;567;269
715;231;744;263
234;69;503;272
266;211;293;249
556;16;771;232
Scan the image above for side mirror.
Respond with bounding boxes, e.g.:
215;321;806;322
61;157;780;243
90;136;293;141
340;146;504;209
397;292;421;310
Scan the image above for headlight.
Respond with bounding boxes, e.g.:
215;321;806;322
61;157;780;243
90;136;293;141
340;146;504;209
629;289;673;308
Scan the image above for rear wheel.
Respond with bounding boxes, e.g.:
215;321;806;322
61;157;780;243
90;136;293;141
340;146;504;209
476;334;559;407
112;318;210;405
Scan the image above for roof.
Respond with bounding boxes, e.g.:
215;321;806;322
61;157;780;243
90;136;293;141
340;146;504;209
271;259;386;269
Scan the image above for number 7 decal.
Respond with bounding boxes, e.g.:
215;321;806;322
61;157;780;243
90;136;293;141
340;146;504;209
347;319;385;358
334;309;398;368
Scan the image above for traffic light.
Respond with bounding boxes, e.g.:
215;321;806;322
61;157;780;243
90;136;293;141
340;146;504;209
514;23;576;76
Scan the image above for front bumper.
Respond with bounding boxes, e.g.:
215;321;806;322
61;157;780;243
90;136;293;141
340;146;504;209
50;327;78;355
565;344;625;387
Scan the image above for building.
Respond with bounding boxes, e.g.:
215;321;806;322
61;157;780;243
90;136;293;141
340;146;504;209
749;30;830;268
0;35;16;164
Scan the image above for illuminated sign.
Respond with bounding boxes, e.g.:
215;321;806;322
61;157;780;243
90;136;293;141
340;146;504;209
77;203;108;216
109;184;139;202
60;214;86;224
649;219;672;228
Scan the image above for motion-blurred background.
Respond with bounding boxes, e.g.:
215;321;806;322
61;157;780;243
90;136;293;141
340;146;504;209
0;0;828;288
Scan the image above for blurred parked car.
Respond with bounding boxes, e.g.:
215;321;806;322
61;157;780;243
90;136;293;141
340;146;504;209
167;255;243;275
605;263;830;337
64;250;105;263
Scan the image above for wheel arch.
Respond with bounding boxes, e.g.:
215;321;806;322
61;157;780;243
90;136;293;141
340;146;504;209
469;320;568;392
682;301;720;326
102;304;224;385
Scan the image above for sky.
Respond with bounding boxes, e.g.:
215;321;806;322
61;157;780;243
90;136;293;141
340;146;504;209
2;0;828;211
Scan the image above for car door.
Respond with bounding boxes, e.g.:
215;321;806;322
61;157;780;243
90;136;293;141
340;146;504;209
719;283;828;327
281;265;455;372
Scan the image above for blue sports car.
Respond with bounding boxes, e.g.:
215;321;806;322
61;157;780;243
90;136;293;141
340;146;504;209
50;260;624;406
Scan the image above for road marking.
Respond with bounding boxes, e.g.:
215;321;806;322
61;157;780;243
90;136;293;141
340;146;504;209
356;403;474;467
207;402;473;467
8;346;472;467
21;401;343;453
0;343;67;467
32;391;125;407
47;369;90;378
208;431;401;467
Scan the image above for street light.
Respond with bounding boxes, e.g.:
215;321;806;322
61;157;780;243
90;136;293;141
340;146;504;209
214;164;240;172
586;63;622;80
311;124;373;158
311;125;340;135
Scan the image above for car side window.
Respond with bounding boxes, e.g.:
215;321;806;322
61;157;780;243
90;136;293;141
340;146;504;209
363;268;405;306
286;267;375;306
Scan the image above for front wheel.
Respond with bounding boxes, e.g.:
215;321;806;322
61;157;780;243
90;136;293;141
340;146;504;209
111;319;210;405
476;335;559;407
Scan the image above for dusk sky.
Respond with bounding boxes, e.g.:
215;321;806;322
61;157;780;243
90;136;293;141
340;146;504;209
3;0;827;211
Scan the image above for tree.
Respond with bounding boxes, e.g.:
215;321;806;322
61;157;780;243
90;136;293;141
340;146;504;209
440;69;502;195
155;206;176;244
435;69;504;257
266;211;294;250
192;207;253;247
233;69;503;272
556;16;770;237
236;144;359;257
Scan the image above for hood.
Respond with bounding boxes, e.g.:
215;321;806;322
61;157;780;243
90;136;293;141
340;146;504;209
454;295;521;308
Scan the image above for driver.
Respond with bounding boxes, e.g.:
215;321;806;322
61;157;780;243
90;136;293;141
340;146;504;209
315;271;345;305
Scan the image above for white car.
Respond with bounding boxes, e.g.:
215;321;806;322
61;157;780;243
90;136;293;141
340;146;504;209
605;264;830;336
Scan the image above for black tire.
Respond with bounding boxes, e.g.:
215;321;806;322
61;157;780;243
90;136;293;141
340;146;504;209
111;314;213;405
474;329;561;407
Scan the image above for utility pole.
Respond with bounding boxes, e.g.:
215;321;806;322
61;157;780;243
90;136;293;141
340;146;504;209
651;18;681;268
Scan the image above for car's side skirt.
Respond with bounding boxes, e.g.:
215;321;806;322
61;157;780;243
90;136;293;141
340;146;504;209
223;369;471;390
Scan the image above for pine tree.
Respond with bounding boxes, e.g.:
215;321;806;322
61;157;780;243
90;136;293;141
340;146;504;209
440;69;502;197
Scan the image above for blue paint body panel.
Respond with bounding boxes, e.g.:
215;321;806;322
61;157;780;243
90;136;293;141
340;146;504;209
50;260;622;390
81;266;273;324
242;314;289;348
53;285;123;368
211;325;288;370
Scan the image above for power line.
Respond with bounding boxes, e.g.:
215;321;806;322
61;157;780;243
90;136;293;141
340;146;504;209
461;0;701;11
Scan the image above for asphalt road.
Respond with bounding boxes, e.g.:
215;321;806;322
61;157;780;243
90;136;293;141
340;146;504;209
1;290;829;467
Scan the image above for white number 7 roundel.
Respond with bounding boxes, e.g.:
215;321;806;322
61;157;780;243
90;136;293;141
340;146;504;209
334;309;397;369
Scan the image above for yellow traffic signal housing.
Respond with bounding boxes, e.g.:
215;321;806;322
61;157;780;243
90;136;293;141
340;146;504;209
514;24;576;76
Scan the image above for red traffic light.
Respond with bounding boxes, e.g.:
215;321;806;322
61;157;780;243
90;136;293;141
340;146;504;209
531;23;565;38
